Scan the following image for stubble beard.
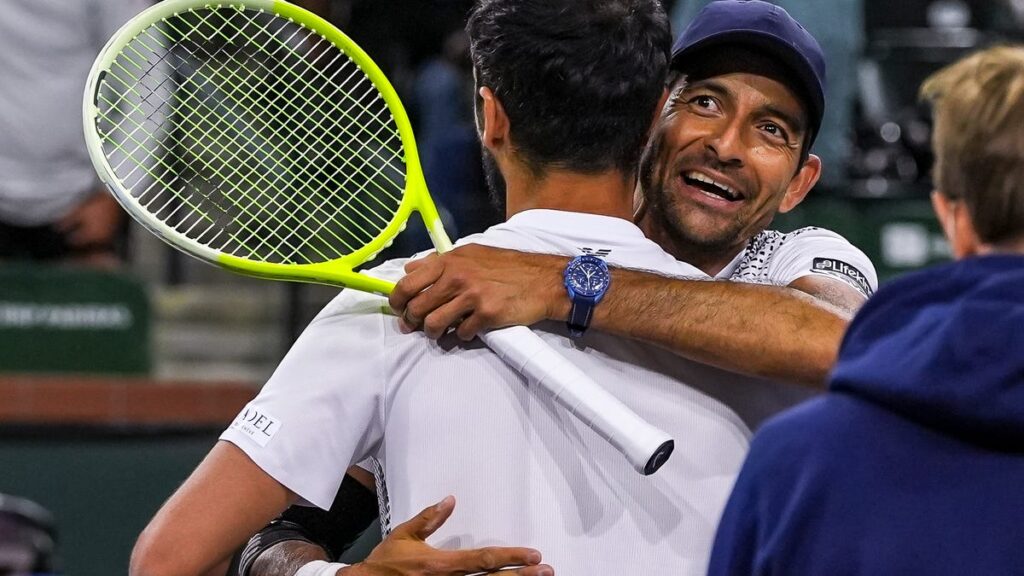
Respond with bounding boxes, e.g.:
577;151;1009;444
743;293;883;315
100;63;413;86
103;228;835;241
639;145;744;257
651;183;745;254
480;147;507;215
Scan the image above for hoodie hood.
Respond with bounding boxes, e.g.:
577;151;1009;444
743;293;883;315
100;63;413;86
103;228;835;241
831;255;1024;449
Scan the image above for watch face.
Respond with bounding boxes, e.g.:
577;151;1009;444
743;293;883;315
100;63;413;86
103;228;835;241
566;257;610;298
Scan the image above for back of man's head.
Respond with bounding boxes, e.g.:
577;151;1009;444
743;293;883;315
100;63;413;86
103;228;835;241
920;45;1024;247
466;0;670;176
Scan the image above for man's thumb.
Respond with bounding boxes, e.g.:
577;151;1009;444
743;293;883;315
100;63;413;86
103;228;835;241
394;495;456;540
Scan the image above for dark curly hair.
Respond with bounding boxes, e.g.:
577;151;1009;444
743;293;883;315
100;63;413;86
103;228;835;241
467;0;671;176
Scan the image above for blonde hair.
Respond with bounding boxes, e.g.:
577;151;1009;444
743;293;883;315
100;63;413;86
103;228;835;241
920;45;1024;245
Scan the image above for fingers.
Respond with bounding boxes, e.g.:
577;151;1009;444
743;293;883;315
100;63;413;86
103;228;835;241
372;497;553;576
454;312;486;342
444;546;545;575
56;192;124;246
421;297;474;340
391;244;556;339
395;266;469;336
491;564;554;576
390;495;456;540
416;495;456;539
390;254;442;316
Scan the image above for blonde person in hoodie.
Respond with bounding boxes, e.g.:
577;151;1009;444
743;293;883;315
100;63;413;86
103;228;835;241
708;44;1024;576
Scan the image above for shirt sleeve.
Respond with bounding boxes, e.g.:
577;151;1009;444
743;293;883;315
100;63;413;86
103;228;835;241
765;228;878;297
220;288;391;510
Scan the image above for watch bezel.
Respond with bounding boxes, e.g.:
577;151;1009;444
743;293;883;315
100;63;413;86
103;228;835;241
564;255;610;299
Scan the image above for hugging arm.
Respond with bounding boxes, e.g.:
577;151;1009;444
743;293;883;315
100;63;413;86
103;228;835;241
390;244;865;387
131;441;296;576
242;467;378;576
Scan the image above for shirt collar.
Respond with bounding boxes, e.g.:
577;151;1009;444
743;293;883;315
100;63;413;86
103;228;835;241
715;248;748;279
505;209;646;240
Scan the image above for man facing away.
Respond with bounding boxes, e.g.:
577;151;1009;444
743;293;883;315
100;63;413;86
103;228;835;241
390;0;875;393
130;1;751;575
239;2;882;574
708;44;1024;575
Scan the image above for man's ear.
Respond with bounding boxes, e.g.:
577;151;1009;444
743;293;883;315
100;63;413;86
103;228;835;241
478;86;510;154
632;180;647;223
779;153;822;213
931;190;981;259
651;87;670;128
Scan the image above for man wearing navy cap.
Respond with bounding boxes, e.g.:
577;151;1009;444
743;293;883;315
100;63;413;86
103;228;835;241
240;1;878;575
391;0;873;388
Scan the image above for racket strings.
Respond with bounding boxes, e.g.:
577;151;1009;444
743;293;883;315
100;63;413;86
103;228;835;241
156;18;407;257
115;11;395;260
100;28;318;259
94;5;408;265
118;28;369;261
157;12;406;215
187;12;410;234
98;59;302;261
131;9;399;253
99;54;345;265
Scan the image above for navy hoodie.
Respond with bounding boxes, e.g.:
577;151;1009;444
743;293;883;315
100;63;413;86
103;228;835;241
707;255;1024;576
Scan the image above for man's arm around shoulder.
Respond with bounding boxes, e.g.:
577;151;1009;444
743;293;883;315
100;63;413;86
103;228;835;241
131;441;295;576
391;244;866;387
592;268;863;386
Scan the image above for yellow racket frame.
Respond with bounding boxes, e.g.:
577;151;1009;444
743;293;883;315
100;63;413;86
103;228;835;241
84;0;451;295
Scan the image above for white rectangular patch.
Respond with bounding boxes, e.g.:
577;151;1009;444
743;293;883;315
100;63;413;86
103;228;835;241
229;403;282;447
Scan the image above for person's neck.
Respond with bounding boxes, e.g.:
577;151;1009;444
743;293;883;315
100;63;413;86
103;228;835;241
977;235;1024;256
637;211;744;277
504;166;635;221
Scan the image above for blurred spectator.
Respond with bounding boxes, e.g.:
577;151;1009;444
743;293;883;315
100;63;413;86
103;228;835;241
866;0;1024;33
0;0;150;267
414;29;495;240
672;0;863;191
0;494;59;575
307;1;495;255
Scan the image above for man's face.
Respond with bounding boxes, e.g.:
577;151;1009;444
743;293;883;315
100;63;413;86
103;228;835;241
640;69;815;256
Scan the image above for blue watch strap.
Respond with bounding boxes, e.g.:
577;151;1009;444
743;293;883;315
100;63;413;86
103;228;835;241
563;254;610;338
567;298;595;337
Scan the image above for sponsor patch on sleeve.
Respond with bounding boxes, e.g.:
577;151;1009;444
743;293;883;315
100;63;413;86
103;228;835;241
811;258;874;297
228;403;282;447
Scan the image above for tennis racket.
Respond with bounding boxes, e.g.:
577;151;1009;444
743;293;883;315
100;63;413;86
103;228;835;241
82;0;673;475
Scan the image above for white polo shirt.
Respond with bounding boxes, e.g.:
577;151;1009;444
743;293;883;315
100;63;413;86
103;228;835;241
224;211;878;573
708;226;879;424
721;227;877;298
224;209;760;575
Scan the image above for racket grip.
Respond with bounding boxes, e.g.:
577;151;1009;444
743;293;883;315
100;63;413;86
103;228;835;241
481;326;674;475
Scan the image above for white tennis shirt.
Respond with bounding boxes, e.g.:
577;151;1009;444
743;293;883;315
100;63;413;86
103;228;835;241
223;210;876;574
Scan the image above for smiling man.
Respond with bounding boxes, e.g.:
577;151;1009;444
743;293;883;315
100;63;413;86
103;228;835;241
639;43;823;276
391;0;875;391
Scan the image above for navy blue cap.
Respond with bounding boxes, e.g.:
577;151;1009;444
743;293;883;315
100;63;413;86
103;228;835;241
671;0;826;145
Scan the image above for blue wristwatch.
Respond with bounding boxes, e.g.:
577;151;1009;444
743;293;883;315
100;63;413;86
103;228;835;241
563;254;611;338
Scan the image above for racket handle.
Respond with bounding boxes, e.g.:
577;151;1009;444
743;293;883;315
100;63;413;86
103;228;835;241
480;326;674;475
